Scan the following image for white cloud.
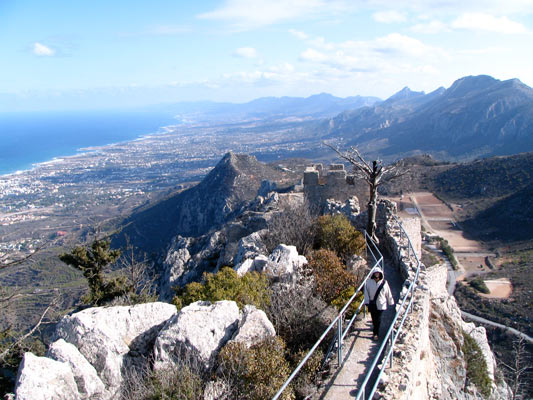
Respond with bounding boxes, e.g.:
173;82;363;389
372;10;407;23
33;42;55;56
289;29;309;40
297;33;447;77
233;47;259;58
410;20;449;34
300;48;328;62
451;13;528;34
198;0;349;29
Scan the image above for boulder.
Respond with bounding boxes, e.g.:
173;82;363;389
47;339;108;400
234;254;270;277
153;300;240;371
54;302;177;394
263;244;307;280
233;231;267;267
15;352;80;400
234;258;255;276
230;305;276;347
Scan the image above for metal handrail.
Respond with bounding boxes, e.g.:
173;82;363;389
272;233;383;400
355;215;422;400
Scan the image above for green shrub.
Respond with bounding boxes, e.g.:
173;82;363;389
217;337;295;400
173;267;271;311
330;286;364;318
439;238;459;270
469;277;490;294
314;215;365;261
59;239;132;305
462;331;492;398
307;249;357;304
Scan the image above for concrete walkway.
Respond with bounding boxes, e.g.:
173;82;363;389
318;258;403;399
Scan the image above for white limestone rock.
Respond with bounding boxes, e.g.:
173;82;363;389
153;300;240;371
230;305;276;347
15;352;80;400
54;302;177;394
233;231;267;267
234;254;270;276
47;339;108;400
161;236;193;299
234;258;255;276
263;244;307;280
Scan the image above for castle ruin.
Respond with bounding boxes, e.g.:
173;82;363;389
303;163;357;208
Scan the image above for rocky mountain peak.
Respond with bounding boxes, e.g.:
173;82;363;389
386;86;425;102
114;153;298;253
445;75;498;98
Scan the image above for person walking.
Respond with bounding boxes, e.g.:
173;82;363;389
364;267;394;340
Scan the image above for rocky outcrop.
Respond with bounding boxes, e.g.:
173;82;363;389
324;196;360;222
230;305;276;347
115;152;298;254
153;300;240;371
47;339;108;400
54;302;177;396
15;353;80;400
232;231;267;267
263;244;307;281
159;191;291;297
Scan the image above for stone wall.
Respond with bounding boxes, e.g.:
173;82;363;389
303;164;358;208
378;218;509;400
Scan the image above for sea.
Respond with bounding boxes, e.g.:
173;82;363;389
0;110;177;176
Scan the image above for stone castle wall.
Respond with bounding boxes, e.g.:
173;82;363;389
303;163;358;208
379;216;508;400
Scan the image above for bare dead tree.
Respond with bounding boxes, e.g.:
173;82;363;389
502;336;531;400
324;143;407;241
0;294;59;364
115;239;158;304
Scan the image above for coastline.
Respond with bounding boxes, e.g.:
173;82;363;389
0;110;178;178
0;125;176;179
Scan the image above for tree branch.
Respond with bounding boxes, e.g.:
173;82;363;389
0;296;58;363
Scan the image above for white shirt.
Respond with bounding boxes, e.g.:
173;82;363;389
364;278;394;311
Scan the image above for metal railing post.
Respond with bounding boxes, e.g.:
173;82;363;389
337;317;343;365
389;329;394;368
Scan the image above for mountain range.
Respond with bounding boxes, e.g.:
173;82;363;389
145;93;381;122
321;75;533;160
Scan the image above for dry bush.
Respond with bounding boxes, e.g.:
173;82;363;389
262;201;316;255
121;359;205;400
267;280;336;353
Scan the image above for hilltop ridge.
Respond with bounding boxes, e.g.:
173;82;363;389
113;152;298;253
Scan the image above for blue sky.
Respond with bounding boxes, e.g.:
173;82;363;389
2;0;533;111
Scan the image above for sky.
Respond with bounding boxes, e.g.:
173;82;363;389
1;0;533;111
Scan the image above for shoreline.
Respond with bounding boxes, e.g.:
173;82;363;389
0;125;177;179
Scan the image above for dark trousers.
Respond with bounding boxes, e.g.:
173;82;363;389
368;304;383;336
